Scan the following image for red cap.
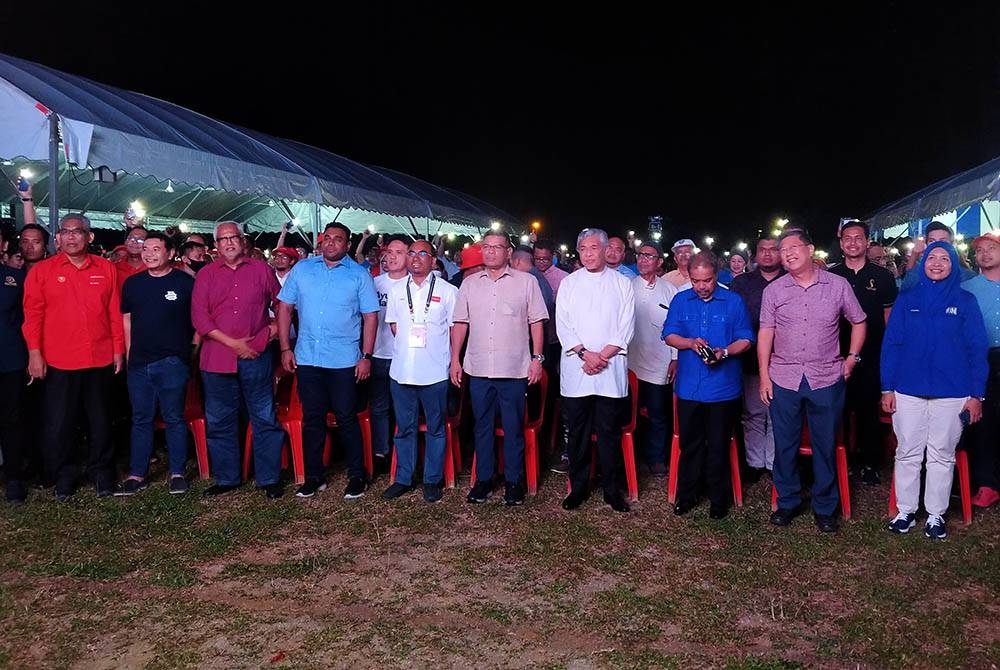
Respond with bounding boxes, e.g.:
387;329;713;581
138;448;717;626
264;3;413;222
971;232;1000;249
459;243;485;269
272;246;299;260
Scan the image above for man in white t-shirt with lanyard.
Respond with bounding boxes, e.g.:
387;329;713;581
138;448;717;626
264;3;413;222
628;241;678;477
382;239;458;502
371;237;410;473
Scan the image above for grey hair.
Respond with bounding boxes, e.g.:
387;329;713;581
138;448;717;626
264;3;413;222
576;228;609;249
214;221;243;240
60;213;92;230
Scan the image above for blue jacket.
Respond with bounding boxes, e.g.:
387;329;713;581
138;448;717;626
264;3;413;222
881;241;988;399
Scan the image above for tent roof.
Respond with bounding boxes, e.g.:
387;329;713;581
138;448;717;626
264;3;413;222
866;155;1000;231
0;52;517;232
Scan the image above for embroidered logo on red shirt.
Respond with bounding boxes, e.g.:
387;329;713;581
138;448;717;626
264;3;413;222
57;276;66;282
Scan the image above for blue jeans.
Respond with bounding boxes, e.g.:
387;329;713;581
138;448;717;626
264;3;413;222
369;357;393;457
296;365;364;482
202;356;284;486
638;380;670;466
770;376;845;516
128;356;189;478
390;379;448;486
470;377;527;484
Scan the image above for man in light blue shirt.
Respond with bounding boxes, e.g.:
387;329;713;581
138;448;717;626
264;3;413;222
962;232;1000;509
277;222;380;500
605;236;638;278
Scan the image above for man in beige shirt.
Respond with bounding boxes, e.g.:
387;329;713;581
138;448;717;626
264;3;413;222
451;230;548;506
664;238;696;288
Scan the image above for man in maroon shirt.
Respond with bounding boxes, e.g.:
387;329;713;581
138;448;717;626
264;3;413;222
191;221;285;499
758;229;866;533
22;213;125;500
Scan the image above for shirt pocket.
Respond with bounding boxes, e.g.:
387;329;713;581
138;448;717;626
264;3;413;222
500;301;517;317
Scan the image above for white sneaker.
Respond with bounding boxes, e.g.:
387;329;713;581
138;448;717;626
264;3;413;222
924;514;947;540
888;511;916;534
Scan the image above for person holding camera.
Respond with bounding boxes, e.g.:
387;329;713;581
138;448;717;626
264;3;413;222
663;251;753;519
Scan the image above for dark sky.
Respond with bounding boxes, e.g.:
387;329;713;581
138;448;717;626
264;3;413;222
3;3;999;249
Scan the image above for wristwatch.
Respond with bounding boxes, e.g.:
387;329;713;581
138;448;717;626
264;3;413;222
361;353;374;360
531;354;545;363
848;352;861;363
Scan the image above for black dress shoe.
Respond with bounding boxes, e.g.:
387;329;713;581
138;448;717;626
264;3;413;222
203;483;241;497
709;505;729;520
769;505;802;527
603;491;630;513
673;499;698;516
814;513;839;533
260;483;284;500
561;490;589;510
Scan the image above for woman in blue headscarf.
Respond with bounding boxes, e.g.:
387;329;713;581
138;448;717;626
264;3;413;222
880;241;988;539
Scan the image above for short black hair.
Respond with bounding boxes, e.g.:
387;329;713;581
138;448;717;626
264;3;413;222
779;228;813;246
20;223;50;245
144;230;174;251
323;222;351;238
839;220;870;238
925;221;953;238
636;241;664;256
533;239;556;253
687;250;718;275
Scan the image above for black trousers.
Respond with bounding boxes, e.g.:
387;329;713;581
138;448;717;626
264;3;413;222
42;365;114;487
969;349;1000;490
676;398;740;508
563;394;624;496
843;359;883;469
0;370;26;482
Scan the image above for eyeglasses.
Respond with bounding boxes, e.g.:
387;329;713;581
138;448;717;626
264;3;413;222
216;234;243;244
779;243;809;256
126;237;146;244
636;252;659;260
58;228;88;237
481;244;508;252
407;250;431;257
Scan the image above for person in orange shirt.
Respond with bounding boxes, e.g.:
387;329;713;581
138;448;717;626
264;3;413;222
115;227;147;290
22;213;125;501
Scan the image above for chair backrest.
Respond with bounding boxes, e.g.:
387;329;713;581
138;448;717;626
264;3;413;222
622;370;640;432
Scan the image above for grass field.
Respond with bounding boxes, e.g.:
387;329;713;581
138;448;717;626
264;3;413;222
1;469;998;669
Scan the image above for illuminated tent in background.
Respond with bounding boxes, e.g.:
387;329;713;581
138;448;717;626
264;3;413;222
0;52;517;241
866;155;1000;241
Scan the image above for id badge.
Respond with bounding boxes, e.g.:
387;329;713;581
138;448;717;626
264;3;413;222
409;325;427;348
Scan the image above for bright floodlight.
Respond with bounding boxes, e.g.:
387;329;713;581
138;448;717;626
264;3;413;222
490;221;501;231
19;168;33;179
704;236;714;246
652;231;662;240
520;234;530;243
559;244;568;252
178;222;190;233
367;224;376;233
129;200;146;221
737;241;747;251
634;239;643;247
531;221;541;230
447;232;456;241
777;218;789;228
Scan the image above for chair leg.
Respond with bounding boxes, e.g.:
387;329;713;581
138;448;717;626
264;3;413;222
667;435;681;503
389;446;398;485
443;432;456;489
189;418;210;480
525;429;538;496
888;473;898;518
729;436;743;508
449;421;463;475
957;449;973;526
469;453;478;488
622;432;638;503
770;483;779;512
361;415;374;480
836;445;851;520
242;425;253;483
285;420;305;486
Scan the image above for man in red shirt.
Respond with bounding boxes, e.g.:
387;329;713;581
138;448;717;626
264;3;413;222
115;227;147;290
22;213;125;501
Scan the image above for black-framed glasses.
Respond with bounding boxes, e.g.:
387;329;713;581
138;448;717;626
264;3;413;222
407;250;432;257
636;252;659;260
216;234;243;244
58;228;87;237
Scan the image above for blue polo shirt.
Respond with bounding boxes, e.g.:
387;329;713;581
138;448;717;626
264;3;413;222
277;255;379;369
962;274;1000;348
662;286;754;402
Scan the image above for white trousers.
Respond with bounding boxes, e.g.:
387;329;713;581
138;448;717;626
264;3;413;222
743;375;774;469
892;393;967;516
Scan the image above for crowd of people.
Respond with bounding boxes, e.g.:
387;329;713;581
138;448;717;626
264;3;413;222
1;191;998;540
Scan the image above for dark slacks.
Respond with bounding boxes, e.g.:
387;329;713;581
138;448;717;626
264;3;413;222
770;376;845;516
297;365;365;482
843;359;884;469
470;377;528;484
0;370;26;482
969;348;1000;491
368;357;394;458
676;397;740;507
563;394;624;496
637;380;671;466
43;365;115;489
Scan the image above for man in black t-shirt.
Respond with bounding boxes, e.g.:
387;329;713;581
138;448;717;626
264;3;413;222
115;232;197;496
829;220;898;485
0;228;28;503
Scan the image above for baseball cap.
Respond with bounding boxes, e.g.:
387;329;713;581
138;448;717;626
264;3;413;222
272;246;299;259
972;232;1000;249
671;239;695;251
459;243;485;269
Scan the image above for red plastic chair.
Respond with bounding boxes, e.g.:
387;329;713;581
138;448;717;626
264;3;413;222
666;394;743;506
470;369;548;495
389;378;467;489
154;372;210;480
770;421;851;519
562;370;640;502
887;439;973;527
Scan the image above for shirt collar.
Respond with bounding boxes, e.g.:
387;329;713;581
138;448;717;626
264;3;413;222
476;266;512;280
685;286;727;301
213;255;251;270
58;252;93;269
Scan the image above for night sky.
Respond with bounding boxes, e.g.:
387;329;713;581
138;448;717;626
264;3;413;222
3;3;999;250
